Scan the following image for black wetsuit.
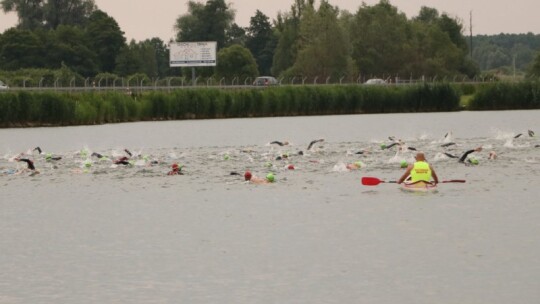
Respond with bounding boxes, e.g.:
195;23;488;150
514;134;523;139
91;152;104;159
19;159;35;170
459;150;476;163
114;157;130;165
444;153;459;159
384;143;399;149
124;149;133;157
34;147;42;154
307;139;324;150
270;141;287;146
441;142;456;148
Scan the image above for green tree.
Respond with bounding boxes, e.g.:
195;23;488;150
115;40;158;77
414;6;439;24
1;0;43;30
406;22;462;77
271;0;310;76
291;0;351;79
174;0;235;48
246;10;276;75
1;0;96;30
0;28;45;69
215;44;258;80
43;0;96;29
45;25;98;76
351;0;413;76
85;10;126;73
225;23;247;46
146;37;172;77
527;52;540;78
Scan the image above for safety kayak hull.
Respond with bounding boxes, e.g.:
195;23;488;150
400;181;438;193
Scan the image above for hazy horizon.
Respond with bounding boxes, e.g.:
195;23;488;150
1;0;539;42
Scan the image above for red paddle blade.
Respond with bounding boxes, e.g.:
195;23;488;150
362;177;383;186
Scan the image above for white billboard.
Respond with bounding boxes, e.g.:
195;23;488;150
170;41;217;67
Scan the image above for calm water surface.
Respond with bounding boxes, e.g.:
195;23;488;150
1;110;539;304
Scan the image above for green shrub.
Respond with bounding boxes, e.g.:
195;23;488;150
0;84;462;127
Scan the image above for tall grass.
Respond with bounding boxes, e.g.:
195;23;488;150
0;84;461;127
469;81;540;110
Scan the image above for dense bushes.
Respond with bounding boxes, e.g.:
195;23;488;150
469;81;540;110
0;84;461;127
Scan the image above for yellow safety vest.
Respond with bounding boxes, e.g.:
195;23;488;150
410;161;432;182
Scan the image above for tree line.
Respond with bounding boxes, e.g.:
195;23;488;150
1;0;539;86
472;33;540;78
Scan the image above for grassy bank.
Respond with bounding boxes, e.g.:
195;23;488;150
0;84;460;127
469;81;540;110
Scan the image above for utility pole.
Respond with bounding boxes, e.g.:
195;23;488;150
513;54;517;81
469;11;473;58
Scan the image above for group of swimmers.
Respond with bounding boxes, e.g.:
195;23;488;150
4;129;538;184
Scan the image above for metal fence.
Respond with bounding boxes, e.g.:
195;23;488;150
0;74;505;93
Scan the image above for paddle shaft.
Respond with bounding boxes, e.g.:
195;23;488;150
362;177;465;186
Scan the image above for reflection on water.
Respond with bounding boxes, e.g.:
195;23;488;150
1;111;540;304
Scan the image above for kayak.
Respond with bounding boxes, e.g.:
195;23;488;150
400;181;438;193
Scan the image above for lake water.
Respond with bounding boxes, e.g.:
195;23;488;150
1;110;540;303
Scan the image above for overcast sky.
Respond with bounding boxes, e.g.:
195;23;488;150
1;0;539;42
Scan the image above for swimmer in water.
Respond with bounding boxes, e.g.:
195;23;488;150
270;141;289;146
113;156;130;166
14;157;40;175
307;139;324;150
381;139;416;151
92;152;105;159
243;171;275;184
445;147;482;164
441;142;456;148
34;147;62;161
354;149;370;155
528;130;535;137
346;161;363;170
167;163;183;175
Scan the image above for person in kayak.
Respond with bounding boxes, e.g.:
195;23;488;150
397;152;439;185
